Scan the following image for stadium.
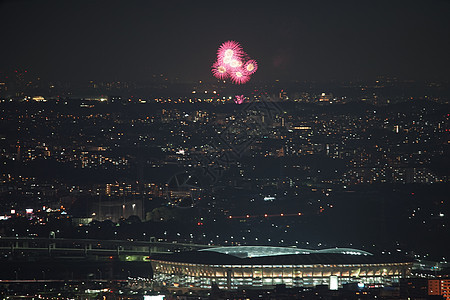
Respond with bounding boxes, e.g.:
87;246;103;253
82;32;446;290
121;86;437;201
150;246;413;290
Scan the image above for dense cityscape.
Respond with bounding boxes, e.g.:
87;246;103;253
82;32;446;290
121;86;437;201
0;69;449;298
2;0;450;299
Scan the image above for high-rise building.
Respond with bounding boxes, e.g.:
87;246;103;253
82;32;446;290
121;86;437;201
429;279;450;300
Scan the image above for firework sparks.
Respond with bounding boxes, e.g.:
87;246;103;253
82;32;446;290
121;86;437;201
230;69;250;84
244;60;258;74
211;61;229;80
234;95;245;104
217;40;244;61
211;40;258;85
229;59;242;68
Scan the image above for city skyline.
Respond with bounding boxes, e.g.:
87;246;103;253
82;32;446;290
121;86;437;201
1;1;449;298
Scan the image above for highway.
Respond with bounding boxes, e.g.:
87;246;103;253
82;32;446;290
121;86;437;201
0;236;212;257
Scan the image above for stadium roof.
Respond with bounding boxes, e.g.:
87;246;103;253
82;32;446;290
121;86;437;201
150;246;411;266
199;246;373;258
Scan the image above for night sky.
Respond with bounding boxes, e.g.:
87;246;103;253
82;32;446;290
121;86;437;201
2;0;450;82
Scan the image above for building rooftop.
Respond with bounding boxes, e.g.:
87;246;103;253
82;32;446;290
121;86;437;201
151;246;412;266
200;246;373;258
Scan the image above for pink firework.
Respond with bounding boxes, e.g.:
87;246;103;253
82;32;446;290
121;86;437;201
244;59;258;74
211;61;229;80
234;95;245;104
211;40;258;84
230;68;250;85
217;40;244;61
229;58;243;69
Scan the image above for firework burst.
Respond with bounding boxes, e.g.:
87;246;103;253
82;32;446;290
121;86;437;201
244;60;258;74
234;95;245;104
229;58;243;69
211;40;258;85
230;68;250;84
211;61;229;80
217;40;244;61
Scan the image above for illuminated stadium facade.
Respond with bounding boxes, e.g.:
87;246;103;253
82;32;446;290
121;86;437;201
150;246;413;290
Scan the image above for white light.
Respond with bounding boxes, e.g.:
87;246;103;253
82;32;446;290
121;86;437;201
143;295;165;300
329;276;338;290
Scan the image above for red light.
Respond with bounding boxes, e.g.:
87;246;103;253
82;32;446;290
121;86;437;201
264;214;268;217
246;214;250;218
280;213;284;216
109;256;113;259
